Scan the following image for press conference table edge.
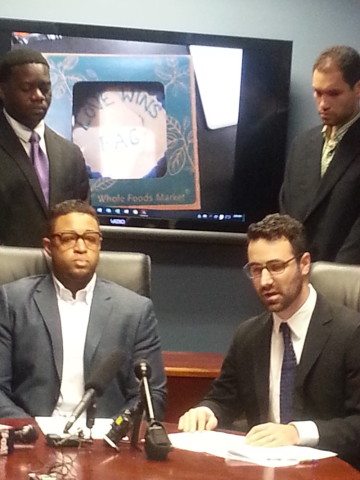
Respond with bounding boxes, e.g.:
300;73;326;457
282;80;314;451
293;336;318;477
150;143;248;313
2;418;360;480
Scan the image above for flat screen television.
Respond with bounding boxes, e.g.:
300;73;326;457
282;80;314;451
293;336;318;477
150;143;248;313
0;18;292;234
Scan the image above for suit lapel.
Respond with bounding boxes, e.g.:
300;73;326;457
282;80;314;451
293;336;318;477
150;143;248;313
252;302;331;421
0;112;48;213
299;130;323;219
83;279;113;382
296;295;332;389
253;314;272;421
33;276;63;382
44;127;61;205
305;119;360;220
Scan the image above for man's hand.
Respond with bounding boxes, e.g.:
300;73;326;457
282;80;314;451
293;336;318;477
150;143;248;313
245;422;299;447
178;407;218;432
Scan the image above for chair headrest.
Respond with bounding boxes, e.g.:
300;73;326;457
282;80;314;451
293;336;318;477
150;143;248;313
0;246;151;298
310;261;360;312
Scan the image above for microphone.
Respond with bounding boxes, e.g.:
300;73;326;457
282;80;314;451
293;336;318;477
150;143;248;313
134;360;155;421
103;361;154;451
14;424;38;444
63;350;122;433
104;408;133;450
0;424;38;455
134;359;172;460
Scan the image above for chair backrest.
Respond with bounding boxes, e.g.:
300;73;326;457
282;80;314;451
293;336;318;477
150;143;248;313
0;246;151;298
310;261;360;312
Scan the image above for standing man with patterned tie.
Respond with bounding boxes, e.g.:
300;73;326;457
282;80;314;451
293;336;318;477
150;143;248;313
0;48;89;247
178;214;360;469
280;45;360;263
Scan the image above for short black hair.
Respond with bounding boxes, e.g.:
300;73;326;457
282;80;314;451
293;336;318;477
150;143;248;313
0;48;49;83
247;213;307;257
47;200;98;235
313;45;360;87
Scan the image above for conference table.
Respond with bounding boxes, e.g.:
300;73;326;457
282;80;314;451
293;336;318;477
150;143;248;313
162;351;223;423
2;419;360;479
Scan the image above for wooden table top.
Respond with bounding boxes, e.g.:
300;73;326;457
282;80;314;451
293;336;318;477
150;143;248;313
2;418;360;480
162;351;223;377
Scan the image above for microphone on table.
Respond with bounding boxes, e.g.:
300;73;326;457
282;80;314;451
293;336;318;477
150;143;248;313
14;424;38;444
134;359;172;460
0;424;38;455
103;361;152;451
134;360;156;422
63;350;122;434
104;408;134;450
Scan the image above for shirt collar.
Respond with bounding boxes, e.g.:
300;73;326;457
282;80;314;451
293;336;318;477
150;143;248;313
322;109;360;142
273;284;317;340
52;273;97;304
3;107;45;142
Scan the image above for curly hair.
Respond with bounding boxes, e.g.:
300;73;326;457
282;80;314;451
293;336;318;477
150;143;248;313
247;213;307;257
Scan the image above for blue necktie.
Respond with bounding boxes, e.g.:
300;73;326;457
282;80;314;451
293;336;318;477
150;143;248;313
29;131;49;206
279;322;297;424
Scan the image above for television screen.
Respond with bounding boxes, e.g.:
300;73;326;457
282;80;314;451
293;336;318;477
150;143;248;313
0;19;292;234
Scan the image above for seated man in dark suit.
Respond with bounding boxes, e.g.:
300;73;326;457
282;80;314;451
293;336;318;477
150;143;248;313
0;48;89;247
0;200;166;421
178;213;360;468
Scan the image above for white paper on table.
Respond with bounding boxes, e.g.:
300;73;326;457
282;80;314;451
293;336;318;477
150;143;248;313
35;416;113;440
168;431;247;457
168;431;337;467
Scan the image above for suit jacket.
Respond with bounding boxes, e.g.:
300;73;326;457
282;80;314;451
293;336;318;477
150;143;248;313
279;118;360;263
0;111;90;247
200;295;360;466
0;275;166;420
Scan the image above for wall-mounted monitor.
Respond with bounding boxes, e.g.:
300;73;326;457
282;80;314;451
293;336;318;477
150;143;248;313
0;18;292;234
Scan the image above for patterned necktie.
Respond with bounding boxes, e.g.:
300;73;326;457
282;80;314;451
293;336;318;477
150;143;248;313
279;322;297;424
321;137;338;176
29;131;49;206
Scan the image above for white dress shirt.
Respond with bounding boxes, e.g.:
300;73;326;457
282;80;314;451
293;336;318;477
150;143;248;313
3;108;48;157
269;283;319;445
52;274;96;417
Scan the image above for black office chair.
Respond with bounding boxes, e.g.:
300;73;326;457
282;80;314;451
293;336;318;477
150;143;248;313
310;261;360;312
0;245;151;297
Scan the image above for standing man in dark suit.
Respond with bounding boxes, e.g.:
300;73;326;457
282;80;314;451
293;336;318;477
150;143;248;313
178;214;360;468
0;199;166;421
0;48;89;247
280;45;360;263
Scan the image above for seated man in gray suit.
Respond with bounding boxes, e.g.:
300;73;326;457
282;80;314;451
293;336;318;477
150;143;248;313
0;200;166;421
178;214;360;468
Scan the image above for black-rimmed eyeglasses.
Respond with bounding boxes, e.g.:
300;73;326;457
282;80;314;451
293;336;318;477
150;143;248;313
50;231;102;250
243;256;299;279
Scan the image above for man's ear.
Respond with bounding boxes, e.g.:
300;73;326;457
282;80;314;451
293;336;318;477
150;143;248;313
42;237;52;257
300;251;311;276
354;79;360;98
